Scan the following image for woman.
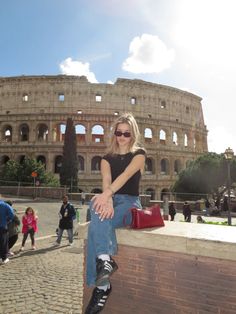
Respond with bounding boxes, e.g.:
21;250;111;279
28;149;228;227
85;112;146;314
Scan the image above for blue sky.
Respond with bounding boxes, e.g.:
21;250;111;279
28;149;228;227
1;0;236;154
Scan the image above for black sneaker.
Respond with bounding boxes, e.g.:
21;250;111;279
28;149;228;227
85;285;112;314
96;258;118;286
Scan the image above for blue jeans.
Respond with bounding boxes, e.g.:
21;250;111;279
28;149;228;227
86;194;141;286
56;228;73;244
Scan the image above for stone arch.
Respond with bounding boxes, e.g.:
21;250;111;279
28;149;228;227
78;155;85;172
75;124;86;143
91;125;104;143
37;123;49;141
19;123;29;141
0;155;10;165
91;156;102;171
161;188;170;200
55;155;63;173
18;155;26;164
37;155;46;169
145;157;154;174
145;188;155;200
160;158;170;175
2;125;12;142
53;123;66;142
174;159;181;174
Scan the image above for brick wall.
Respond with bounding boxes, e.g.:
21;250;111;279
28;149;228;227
83;244;236;314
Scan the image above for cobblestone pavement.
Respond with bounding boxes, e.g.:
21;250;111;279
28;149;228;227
0;197;87;314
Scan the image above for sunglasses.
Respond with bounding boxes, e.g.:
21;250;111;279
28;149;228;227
114;130;131;138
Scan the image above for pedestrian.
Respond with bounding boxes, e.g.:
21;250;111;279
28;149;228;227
205;198;211;216
54;195;76;246
222;196;229;211
81;191;86;205
5;201;20;256
85;112;146;314
168;202;176;221
182;201;191;222
20;207;38;251
0;200;14;264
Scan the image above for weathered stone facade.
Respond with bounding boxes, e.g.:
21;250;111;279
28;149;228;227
0;75;208;199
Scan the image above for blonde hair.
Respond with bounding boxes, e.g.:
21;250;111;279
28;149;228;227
106;112;144;155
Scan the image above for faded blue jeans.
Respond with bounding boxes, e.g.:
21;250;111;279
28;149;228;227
86;194;141;286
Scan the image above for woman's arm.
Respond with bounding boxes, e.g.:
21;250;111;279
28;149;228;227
92;154;145;219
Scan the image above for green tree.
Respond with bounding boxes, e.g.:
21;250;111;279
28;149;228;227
172;152;236;200
0;158;59;186
60;117;78;191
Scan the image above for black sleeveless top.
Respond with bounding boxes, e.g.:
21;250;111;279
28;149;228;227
102;149;146;196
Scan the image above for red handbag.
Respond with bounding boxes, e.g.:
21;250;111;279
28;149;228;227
124;205;165;229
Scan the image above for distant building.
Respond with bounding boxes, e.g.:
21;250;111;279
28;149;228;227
0;75;208;199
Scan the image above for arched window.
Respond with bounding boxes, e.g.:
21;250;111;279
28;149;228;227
161;100;166;109
145;188;155;200
19;155;26;164
78;155;85;172
184;134;188;147
160;129;166;144
174;159;181;174
161;188;170;201
19;124;29;141
144;128;153;143
172;131;178;146
160;158;170;175
92;125;104;143
75;124;86;143
91;156;102;171
53;123;66;142
37;155;46;169
145;158;153;174
0;155;10;165
37;124;48;141
2;125;12;142
55;155;63;173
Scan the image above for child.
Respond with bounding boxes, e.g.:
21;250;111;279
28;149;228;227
20;207;38;251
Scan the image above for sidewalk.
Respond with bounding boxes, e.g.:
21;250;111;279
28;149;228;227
0;197;85;314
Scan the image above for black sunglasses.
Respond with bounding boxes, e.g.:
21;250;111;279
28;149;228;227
114;130;131;138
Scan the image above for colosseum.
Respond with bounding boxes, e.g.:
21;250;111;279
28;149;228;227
0;75;208;199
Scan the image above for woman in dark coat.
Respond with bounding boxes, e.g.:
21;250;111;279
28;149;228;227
182;201;191;222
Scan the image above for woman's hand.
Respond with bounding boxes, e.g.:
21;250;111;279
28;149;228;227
91;189;112;213
92;193;114;221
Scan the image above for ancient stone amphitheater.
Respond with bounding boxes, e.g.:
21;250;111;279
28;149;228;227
0;75;208;199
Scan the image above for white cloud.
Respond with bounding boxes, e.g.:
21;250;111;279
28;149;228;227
59;57;98;83
207;125;236;154
122;34;175;74
107;80;114;84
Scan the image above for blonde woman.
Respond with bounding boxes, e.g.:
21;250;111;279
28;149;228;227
85;113;146;313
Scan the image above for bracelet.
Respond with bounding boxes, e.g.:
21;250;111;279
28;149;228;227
108;186;115;195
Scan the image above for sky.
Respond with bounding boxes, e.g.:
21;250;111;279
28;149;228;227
0;0;235;154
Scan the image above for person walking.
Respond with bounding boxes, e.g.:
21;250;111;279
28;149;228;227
54;195;76;246
85;112;146;314
169;202;176;221
0;200;14;264
20;207;38;251
182;201;191;222
6;201;20;256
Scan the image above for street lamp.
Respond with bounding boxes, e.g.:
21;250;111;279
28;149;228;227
224;147;234;225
